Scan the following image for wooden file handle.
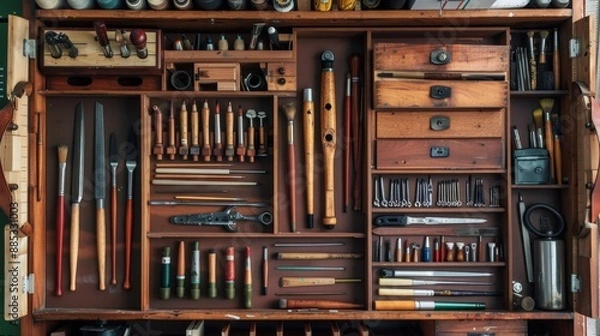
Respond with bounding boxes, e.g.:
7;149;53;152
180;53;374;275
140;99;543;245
97;206;106;291
69;203;80;291
123;197;133;290
55;194;65;296
320;51;337;229
374;300;416;311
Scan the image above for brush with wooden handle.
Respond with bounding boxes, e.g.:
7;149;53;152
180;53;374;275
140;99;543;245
527;31;537;90
553;28;560;90
320;50;337;229
540;98;555;181
282;102;298;233
55;145;68;296
279;277;361;287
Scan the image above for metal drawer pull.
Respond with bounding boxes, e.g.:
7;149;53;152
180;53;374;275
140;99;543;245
430;116;450;131
430;146;449;158
430;49;451;65
430;85;451;99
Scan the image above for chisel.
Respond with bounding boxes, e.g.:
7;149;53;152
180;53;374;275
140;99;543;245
280;277;361;287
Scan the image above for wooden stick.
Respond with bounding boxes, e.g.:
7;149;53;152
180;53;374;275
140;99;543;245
350;54;362;212
202;100;211;161
154;174;244;179
155;162;232;168
236;105;246;162
276;252;362;259
303;89;315;229
279;299;361;309
320;50;337;229
152;179;258;186
190;100;200;161
225;101;235;161
156;168;265;174
167;102;176;160
175;195;247;201
553;28;560;90
179;101;189;160
282;102;298;233
343;73;351;213
152;105;164;160
279;277;361;287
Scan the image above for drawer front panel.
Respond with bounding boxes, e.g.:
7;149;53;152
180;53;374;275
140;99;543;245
374;80;508;109
436;320;527;336
376;110;505;139
374;43;508;72
376;139;504;169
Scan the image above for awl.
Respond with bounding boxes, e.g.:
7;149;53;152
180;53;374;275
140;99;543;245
375;215;486;226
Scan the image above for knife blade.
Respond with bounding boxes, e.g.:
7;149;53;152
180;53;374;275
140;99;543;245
108;132;119;286
123;127;138;290
374;215;487;226
94;102;107;291
69;103;85;292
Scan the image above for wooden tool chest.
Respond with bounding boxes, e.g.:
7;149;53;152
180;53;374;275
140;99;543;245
1;1;598;335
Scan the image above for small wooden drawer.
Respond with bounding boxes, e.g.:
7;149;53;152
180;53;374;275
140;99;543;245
374;80;508;109
376;139;505;169
374;43;508;73
376;110;505;139
436;319;527;336
195;62;240;91
266;62;296;91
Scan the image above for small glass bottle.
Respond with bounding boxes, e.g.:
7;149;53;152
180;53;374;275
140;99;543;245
218;35;229;51
233;34;245;50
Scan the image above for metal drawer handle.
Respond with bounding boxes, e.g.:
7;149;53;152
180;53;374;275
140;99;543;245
430;49;451;65
430;146;449;158
430;85;451;99
430;116;450;131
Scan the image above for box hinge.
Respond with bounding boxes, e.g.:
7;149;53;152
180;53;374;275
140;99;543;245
22;39;36;59
570;273;581;293
570;38;581;58
23;273;34;294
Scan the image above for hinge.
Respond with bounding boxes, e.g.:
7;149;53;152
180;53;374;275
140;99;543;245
569;38;581;58
22;39;36;59
23;273;34;294
570;273;581;293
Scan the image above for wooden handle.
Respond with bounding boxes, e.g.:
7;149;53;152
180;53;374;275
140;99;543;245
544;113;555;180
97;207;106;291
123;198;133;290
69;203;80;291
152;106;163;160
378;278;412;286
191;101;199;147
202;100;211;161
283;299;362;309
554;135;562;185
288;141;296;232
303;90;315;228
55;195;65;296
247;125;255;162
168;105;176;160
111;185;117;285
378;288;416;296
280;277;336;287
553;29;560;90
374;300;416;311
225;103;234;161
276;252;362;259
179;102;189;159
321;58;337;228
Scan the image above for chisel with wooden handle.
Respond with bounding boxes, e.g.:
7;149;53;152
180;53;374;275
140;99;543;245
276;252;362;259
320;50;337;229
279;277;361;287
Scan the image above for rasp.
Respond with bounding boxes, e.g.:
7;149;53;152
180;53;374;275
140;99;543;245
94;102;107;291
375;215;487;226
69;103;85;292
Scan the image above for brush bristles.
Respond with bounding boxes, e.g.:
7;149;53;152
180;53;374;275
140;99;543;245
283;102;297;121
539;98;555;112
540;31;549;39
57;145;68;163
532;108;543;128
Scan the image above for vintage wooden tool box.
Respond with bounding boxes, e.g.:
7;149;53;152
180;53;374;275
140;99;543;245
1;1;599;335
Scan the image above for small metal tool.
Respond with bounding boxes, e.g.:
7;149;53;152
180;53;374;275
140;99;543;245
375;215;487;226
170;206;273;232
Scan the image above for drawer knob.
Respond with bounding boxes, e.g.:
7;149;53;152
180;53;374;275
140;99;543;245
430;116;450;131
430;49;451;65
430;85;451;99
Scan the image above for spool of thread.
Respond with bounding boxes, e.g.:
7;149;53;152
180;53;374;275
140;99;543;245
194;0;223;9
273;0;294;12
126;0;147;9
67;0;96;9
147;0;170;9
173;0;194;9
36;0;67;9
96;0;124;8
250;0;269;10
228;0;247;9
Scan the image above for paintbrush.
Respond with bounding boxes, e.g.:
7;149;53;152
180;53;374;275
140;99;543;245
532;107;544;148
55;145;68;296
282;102;298;233
540;98;555;181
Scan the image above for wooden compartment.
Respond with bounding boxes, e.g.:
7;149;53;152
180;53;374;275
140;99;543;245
375;138;505;169
376;110;505;139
